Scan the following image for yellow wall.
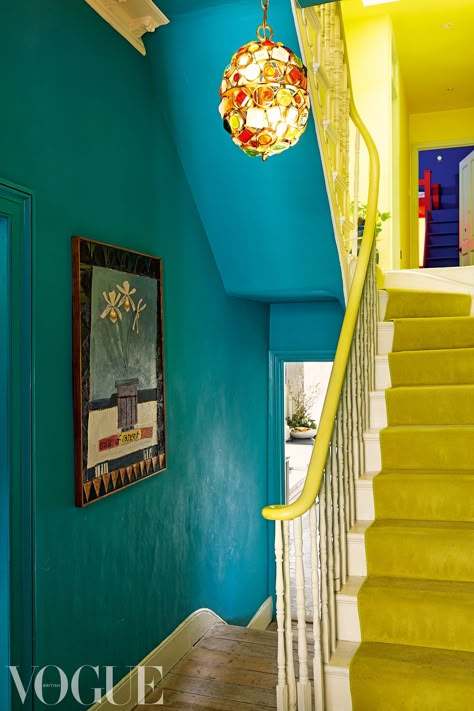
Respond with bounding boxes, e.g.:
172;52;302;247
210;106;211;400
398;72;410;267
343;14;393;270
410;107;474;145
409;106;474;267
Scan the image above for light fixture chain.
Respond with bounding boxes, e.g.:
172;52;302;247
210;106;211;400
257;0;273;40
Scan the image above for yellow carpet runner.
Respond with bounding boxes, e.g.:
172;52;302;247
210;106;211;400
350;288;474;710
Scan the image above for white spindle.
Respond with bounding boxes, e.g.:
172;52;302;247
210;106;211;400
283;521;297;711
294;517;312;710
310;503;324;711
275;522;289;711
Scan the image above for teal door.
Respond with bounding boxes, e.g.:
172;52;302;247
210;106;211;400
0;212;10;709
0;183;33;711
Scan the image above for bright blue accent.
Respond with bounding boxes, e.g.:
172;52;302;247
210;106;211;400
0;212;10;711
152;0;345;304
419;145;474;210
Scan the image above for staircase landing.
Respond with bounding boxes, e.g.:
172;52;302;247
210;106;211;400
136;623;278;710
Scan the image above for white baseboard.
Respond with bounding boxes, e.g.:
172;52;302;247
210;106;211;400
247;596;273;630
88;608;225;711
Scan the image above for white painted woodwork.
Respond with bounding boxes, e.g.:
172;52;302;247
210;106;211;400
292;0;358;299
89;608;226;711
377;321;394;355
363;430;382;474
378;290;388;321
247;596;274;631
324;642;357;711
355;473;376;521
85;0;169;55
275;522;290;711
347;521;370;577
335;577;363;643
383;266;474;296
375;354;391;390
369;390;387;429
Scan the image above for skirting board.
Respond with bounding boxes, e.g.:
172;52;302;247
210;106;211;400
88;598;273;710
88;608;225;711
247;596;273;630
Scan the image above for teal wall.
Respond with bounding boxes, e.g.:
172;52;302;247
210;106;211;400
154;0;345;304
270;301;344;353
0;0;270;705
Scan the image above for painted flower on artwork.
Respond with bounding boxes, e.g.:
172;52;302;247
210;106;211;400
117;280;137;313
100;290;122;324
132;298;147;334
100;282;147;374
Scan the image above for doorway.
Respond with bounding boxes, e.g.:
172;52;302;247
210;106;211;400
0;182;33;711
414;142;474;267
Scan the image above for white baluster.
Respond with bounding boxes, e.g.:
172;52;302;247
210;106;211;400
275;521;289;711
294;517;312;710
310;503;324;711
283;521;297;711
318;481;330;664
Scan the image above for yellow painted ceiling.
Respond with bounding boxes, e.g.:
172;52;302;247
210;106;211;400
342;0;474;113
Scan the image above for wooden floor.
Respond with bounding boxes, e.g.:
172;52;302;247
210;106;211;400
135;623;279;710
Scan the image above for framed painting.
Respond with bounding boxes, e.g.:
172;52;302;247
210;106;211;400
72;237;166;506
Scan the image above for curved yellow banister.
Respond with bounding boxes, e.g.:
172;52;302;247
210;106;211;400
262;97;380;522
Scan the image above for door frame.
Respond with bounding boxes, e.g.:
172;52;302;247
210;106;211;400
410;138;474;267
267;349;335;598
0;179;34;711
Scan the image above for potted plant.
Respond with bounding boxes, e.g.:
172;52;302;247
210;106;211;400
287;376;319;439
350;202;391;263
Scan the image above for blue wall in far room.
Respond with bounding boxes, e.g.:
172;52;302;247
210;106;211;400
419;145;474;210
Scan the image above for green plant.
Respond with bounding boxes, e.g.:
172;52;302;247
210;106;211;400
350;201;391;238
287;376;319;430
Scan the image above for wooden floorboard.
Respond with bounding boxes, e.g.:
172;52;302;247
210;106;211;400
135;623;278;710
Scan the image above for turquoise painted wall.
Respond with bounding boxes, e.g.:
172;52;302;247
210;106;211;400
270;301;344;353
153;0;345;304
0;0;270;705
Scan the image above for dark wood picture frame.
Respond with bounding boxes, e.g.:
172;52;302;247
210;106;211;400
72;237;166;506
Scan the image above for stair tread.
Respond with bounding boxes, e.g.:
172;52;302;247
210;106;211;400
353;641;474;674
362;576;474;594
370;518;474;532
379;467;474;478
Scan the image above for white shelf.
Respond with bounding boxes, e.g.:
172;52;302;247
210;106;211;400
85;0;169;56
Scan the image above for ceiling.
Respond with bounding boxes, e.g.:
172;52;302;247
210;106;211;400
342;0;474;113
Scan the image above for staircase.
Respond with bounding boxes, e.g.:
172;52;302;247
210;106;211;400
424;208;460;267
349;285;474;709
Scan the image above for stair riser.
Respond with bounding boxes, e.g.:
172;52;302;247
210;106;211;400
325;672;352;711
356;478;375;521
386;388;474;426
425;257;460;267
389;350;474;387
375;356;390;390
431;209;458;222
369;391;387;429
348;536;367;578
377;322;393;355
359;588;474;653
426;246;459;261
427;233;458;247
364;433;381;474
381;429;474;471
336;597;361;643
428;221;458;235
374;475;474;522
366;527;474;582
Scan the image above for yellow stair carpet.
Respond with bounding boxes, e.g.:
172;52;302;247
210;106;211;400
350;288;474;711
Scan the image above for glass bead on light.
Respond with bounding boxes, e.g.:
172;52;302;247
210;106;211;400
218;0;311;161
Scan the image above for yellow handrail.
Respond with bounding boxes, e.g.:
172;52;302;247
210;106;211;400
262;79;380;522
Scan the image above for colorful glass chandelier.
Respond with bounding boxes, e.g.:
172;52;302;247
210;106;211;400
218;0;311;161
